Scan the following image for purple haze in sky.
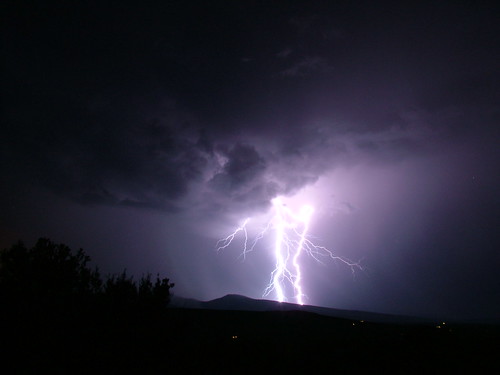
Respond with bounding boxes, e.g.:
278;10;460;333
1;1;499;320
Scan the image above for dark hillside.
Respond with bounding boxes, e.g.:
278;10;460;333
165;308;498;374
2;302;498;373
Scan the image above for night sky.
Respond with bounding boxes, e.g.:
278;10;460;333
2;1;499;320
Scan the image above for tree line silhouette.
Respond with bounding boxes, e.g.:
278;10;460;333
0;238;174;312
0;238;176;373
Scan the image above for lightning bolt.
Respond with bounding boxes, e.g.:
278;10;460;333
217;197;361;305
216;218;250;254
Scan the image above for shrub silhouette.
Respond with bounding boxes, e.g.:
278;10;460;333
104;270;174;312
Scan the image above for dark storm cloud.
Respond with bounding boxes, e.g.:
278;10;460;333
210;143;265;192
205;143;272;213
199;117;436;217
3;0;497;217
2;89;210;211
0;84;446;218
280;56;333;77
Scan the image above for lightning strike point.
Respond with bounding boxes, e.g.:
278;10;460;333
217;196;361;305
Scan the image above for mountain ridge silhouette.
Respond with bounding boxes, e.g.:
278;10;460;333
170;293;437;324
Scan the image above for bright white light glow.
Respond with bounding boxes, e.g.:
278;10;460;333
216;196;361;305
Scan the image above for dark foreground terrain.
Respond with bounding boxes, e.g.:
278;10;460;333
2;240;497;373
2;306;498;374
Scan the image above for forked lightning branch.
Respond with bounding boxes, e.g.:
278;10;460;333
216;197;361;305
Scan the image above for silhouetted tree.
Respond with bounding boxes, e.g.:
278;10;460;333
0;238;101;302
105;270;137;301
154;275;174;305
104;271;174;313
